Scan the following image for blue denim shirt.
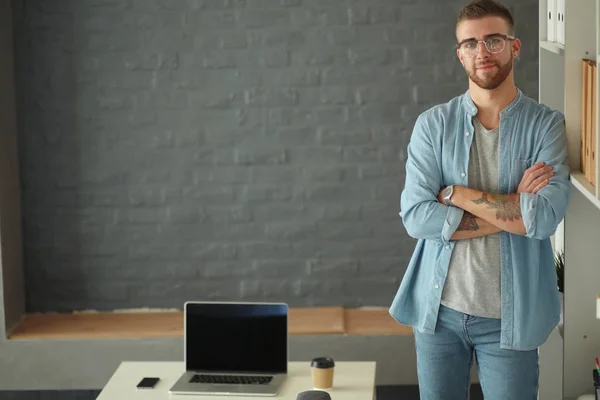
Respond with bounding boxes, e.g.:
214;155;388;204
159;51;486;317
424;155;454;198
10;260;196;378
389;89;571;351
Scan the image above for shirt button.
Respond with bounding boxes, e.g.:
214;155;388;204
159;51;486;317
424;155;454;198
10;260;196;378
434;284;440;289
465;132;470;136
461;172;466;177
445;244;450;249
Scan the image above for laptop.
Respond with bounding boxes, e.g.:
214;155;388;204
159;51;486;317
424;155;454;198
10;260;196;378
169;301;289;396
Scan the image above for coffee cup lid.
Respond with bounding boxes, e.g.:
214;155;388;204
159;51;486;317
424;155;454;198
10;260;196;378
311;357;335;368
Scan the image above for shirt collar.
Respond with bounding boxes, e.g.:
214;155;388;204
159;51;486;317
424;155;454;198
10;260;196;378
462;87;523;117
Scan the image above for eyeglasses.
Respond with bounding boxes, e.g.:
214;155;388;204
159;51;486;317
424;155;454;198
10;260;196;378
456;34;515;56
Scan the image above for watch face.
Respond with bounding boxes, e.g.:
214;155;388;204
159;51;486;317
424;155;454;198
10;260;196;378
444;186;452;197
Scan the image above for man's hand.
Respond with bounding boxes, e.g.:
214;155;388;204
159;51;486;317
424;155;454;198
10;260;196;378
517;162;553;194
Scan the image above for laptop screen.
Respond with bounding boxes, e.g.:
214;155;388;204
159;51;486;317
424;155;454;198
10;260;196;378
185;302;288;374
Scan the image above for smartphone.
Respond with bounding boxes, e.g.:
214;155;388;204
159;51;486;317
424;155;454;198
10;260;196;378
136;377;160;389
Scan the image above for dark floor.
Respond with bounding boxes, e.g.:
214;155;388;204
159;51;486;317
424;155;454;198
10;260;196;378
378;384;484;400
0;385;484;400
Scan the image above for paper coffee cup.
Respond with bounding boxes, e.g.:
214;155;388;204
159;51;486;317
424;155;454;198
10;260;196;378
311;357;335;390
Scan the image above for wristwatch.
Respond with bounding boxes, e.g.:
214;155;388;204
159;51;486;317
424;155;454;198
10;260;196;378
443;185;455;206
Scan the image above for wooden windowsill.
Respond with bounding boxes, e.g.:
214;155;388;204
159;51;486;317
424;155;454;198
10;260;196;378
7;306;412;340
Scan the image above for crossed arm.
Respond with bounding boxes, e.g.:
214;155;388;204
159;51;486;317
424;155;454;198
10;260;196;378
400;113;570;242
441;163;553;240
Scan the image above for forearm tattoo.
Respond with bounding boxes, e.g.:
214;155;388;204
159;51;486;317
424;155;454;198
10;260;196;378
471;193;522;221
457;213;479;231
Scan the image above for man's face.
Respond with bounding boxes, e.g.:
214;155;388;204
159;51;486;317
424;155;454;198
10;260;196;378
456;16;520;90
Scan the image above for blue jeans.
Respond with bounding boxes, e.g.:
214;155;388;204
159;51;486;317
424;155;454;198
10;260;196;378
414;304;539;400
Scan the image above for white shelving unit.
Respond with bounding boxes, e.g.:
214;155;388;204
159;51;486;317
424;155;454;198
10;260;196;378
538;0;600;399
540;40;565;55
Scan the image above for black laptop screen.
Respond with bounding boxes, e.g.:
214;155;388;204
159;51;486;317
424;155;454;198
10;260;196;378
185;303;288;374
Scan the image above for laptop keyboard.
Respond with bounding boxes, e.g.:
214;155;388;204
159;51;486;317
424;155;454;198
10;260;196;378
190;374;273;385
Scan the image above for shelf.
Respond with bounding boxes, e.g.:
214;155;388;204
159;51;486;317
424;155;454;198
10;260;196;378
540;41;565;55
571;171;600;210
540;0;600;397
6;307;413;339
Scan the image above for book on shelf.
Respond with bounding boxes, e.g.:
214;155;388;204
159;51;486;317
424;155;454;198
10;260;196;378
581;58;597;186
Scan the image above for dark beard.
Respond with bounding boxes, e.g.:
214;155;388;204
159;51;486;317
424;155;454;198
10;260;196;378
467;56;513;90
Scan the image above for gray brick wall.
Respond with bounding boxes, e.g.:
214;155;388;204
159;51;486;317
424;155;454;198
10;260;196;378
11;0;538;315
5;0;538;398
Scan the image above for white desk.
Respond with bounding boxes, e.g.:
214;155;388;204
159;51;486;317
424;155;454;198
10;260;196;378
96;361;376;400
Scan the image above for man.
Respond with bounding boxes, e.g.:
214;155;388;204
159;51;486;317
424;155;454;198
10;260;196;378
388;0;571;399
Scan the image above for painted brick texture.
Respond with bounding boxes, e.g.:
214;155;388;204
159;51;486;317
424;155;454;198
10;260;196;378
11;0;538;315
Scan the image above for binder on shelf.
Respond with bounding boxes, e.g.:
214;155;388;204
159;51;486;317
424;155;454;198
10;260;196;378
547;0;557;42
582;60;588;177
581;59;597;187
556;0;565;45
586;60;593;181
592;61;597;186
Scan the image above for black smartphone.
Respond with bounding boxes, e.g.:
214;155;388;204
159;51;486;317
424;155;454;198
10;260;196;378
136;377;160;389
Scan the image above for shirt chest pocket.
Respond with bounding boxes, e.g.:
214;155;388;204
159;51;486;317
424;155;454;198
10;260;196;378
509;158;534;192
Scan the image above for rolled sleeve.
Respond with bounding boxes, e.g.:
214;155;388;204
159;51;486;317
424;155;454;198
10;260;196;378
519;114;571;240
400;112;464;242
519;192;539;236
442;206;465;243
